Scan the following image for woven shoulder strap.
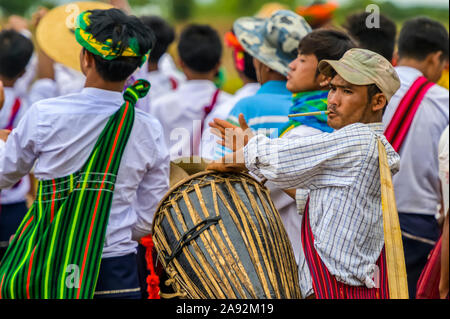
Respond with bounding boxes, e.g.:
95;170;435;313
377;139;409;299
385;76;434;152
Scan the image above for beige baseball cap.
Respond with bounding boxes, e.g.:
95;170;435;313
318;48;400;101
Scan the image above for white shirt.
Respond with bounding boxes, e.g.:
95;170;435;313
439;125;449;216
0;87;31;204
277;123;326;291
244;123;400;296
158;53;186;84
54;63;86;96
13;55;85;99
150;80;231;160
0;87;29;130
0;88;170;258
383;66;449;216
132;68;179;114
201;82;260;160
281;125;324;213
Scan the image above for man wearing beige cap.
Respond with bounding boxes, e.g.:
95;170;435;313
208;48;402;299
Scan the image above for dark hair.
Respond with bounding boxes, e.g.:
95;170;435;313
140;16;175;64
298;29;357;77
85;8;155;82
0;30;34;79
398;17;449;61
343;11;397;62
242;50;257;82
178;24;222;73
228;29;257;82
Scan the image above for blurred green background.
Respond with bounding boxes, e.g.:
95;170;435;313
1;0;448;93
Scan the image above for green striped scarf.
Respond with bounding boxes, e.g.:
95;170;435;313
0;80;150;299
279;90;332;137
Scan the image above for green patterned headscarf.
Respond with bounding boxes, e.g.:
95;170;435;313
74;11;150;66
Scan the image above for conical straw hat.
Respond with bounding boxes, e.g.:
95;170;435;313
36;1;113;72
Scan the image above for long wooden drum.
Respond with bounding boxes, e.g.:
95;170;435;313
152;171;301;299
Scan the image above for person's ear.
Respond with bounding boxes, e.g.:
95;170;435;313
80;49;93;71
316;72;328;87
431;51;444;66
263;64;272;75
391;50;398;66
214;61;221;74
424;51;443;72
371;92;387;113
178;59;186;69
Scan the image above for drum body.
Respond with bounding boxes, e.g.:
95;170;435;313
152;171;301;299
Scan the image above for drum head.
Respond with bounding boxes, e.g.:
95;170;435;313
171;156;211;175
169;162;189;187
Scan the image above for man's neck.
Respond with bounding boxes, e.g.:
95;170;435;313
84;78;125;92
0;76;16;88
184;70;217;82
260;73;286;85
397;58;427;76
147;62;158;72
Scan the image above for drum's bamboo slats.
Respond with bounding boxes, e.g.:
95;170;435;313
225;179;275;298
152;172;302;299
153;211;203;298
194;184;246;298
215;184;271;297
182;191;230;298
165;201;215;298
254;180;297;297
210;181;257;298
257;185;301;298
240;179;282;298
255;183;296;298
377;140;409;299
164;200;208;299
160;207;211;298
263;185;299;284
172;197;223;298
225;178;278;298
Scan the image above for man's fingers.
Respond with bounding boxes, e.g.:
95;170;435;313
206;162;229;172
211;128;224;139
213;118;237;130
215;139;225;146
209;122;226;136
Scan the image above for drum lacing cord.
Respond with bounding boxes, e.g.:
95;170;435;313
163;216;221;264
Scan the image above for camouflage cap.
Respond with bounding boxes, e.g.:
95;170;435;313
234;10;312;77
318;48;401;101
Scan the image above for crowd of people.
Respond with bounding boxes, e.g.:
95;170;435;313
0;0;448;299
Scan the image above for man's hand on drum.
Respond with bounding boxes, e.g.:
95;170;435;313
207;113;253;173
207;148;247;173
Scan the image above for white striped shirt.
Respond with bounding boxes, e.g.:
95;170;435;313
244;122;400;296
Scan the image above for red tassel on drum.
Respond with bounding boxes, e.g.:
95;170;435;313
140;235;160;299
